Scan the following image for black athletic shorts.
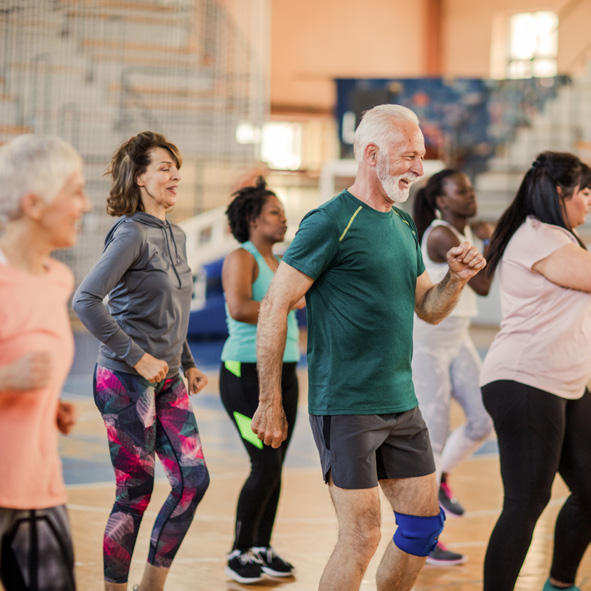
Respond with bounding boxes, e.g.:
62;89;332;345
309;407;435;489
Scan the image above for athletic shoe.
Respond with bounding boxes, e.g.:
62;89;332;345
225;549;264;584
542;579;581;591
252;545;295;577
439;481;465;517
426;541;467;565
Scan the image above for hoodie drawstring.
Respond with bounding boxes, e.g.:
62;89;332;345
163;220;182;288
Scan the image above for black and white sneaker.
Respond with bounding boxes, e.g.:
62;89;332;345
426;542;467;566
252;546;295;577
439;481;465;517
225;549;264;584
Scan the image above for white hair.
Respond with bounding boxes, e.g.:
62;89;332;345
353;104;420;163
0;134;83;221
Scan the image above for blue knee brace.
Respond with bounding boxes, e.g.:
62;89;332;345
393;509;445;556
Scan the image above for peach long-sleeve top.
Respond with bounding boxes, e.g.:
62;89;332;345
0;257;74;509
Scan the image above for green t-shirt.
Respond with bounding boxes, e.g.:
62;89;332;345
283;190;425;415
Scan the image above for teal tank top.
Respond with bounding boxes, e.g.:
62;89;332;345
221;241;300;363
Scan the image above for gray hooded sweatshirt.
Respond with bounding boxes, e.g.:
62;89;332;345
73;211;196;377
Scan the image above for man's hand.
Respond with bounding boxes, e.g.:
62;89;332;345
416;242;486;325
253;262;313;449
57;401;78;435
133;353;168;383
447;241;486;282
251;399;288;448
185;367;208;395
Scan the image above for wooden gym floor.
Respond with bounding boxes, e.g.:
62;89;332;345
7;326;590;590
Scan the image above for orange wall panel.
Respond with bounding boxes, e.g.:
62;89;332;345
270;0;427;113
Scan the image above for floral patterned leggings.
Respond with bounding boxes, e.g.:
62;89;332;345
94;365;210;584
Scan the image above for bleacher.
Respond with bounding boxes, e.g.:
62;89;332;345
0;0;269;288
475;59;591;231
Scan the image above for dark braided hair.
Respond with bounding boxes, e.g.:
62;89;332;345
105;131;182;217
486;151;588;276
413;169;460;243
225;176;276;243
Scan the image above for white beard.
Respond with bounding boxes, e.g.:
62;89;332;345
376;155;417;203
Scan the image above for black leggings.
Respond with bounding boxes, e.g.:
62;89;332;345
219;361;298;551
482;381;591;590
0;505;76;591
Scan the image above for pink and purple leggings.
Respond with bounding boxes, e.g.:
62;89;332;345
94;365;210;584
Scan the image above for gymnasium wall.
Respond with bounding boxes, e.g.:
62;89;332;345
270;0;591;114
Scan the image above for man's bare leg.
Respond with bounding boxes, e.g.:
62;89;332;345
375;473;439;591
318;477;382;591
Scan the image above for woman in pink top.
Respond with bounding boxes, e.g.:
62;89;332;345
0;135;90;590
480;152;591;591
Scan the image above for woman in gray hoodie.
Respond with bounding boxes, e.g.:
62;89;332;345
73;132;210;591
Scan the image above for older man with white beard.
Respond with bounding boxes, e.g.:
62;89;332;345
251;104;486;591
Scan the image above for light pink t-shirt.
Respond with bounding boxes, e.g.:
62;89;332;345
0;257;74;509
480;216;591;400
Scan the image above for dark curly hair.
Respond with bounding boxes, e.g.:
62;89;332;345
412;168;461;243
225;176;276;243
105;131;182;217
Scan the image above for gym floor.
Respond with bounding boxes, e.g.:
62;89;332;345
18;327;591;590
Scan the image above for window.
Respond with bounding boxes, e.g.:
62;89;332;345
235;121;302;170
260;122;302;170
507;11;558;79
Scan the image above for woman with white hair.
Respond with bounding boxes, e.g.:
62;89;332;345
0;134;90;591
